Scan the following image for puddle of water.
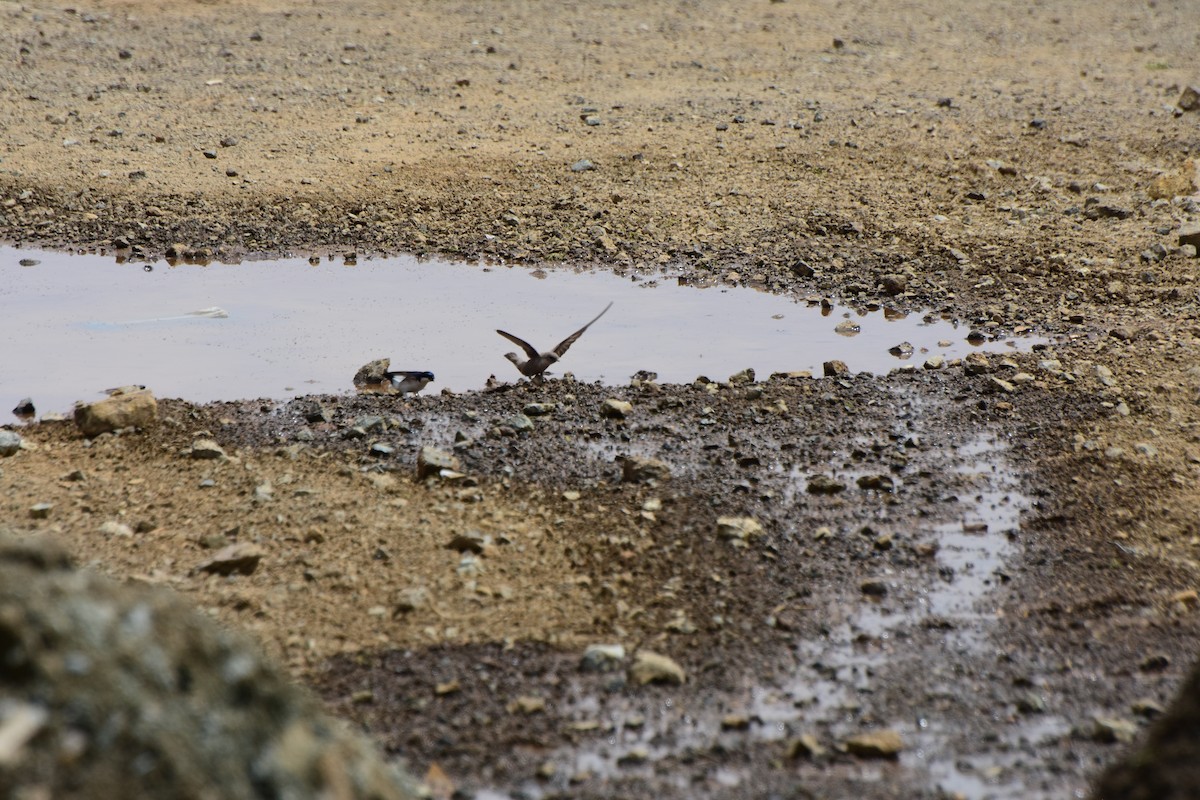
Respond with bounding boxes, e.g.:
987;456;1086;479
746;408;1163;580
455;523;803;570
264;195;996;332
1;247;1042;417
912;715;1072;799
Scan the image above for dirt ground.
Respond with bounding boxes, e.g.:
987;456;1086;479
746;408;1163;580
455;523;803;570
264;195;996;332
3;0;1200;797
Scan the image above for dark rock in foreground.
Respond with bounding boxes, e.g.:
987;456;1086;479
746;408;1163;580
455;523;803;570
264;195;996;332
0;534;420;800
1091;655;1200;799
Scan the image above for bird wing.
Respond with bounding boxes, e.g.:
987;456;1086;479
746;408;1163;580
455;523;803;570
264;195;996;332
385;370;421;379
496;329;541;359
552;301;613;357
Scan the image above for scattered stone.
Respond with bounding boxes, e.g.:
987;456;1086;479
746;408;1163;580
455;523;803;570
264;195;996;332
963;352;991;375
823;360;849;377
581;644;626;672
860;578;888;597
880;274;908;295
1092;716;1139;744
416;446;461;480
98;521;133;538
806;474;847;495
786;733;826;759
664;610;697;634
888;341;914;358
601;399;633;419
0;701;48;766
1131;698;1165;719
352;358;391;386
355;416;386;433
393;587;430;614
620;455;671;484
1179;85;1200;112
844;730;904;759
29;503;53;520
0;430;22;457
834;320;860;336
12;398;34;417
616;747;649;766
446;531;489;554
716;516;764;542
721;714;751;730
74;388;157;437
988;377;1016;394
196;543;266;576
1084;202;1132;221
296;400;332;424
434;680;460;696
508;696;546;714
523;402;556;416
728;368;755;385
628;651;685;685
570;159;595;172
1149;163;1197;199
1180;222;1200;250
856;474;895;492
369;443;395;457
1140;653;1171;672
923;356;945;370
190;438;226;460
1171;589;1198;607
501;413;534;432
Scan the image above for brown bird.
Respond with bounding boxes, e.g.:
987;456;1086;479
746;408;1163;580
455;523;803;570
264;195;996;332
497;302;613;377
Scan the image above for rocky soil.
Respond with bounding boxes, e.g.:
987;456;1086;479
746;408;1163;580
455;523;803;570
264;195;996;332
3;0;1200;798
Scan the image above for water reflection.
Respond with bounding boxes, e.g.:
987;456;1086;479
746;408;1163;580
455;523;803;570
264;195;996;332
2;247;1044;416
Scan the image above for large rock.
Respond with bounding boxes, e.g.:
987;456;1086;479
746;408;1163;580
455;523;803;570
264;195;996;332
0;534;420;799
353;358;391;387
0;430;22;457
1091;655;1200;799
74;388;157;437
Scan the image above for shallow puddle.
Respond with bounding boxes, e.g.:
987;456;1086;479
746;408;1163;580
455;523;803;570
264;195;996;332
514;424;1033;798
2;246;1042;417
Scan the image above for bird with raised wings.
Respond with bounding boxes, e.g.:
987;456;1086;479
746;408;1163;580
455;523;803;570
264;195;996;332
496;302;613;377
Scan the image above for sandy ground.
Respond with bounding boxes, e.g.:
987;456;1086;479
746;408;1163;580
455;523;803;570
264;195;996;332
3;0;1200;797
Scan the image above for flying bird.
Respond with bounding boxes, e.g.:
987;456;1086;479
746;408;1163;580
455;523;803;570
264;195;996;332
497;302;613;377
385;370;435;395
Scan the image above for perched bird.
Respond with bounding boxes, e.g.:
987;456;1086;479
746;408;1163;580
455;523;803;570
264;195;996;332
385;370;435;395
497;302;613;377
